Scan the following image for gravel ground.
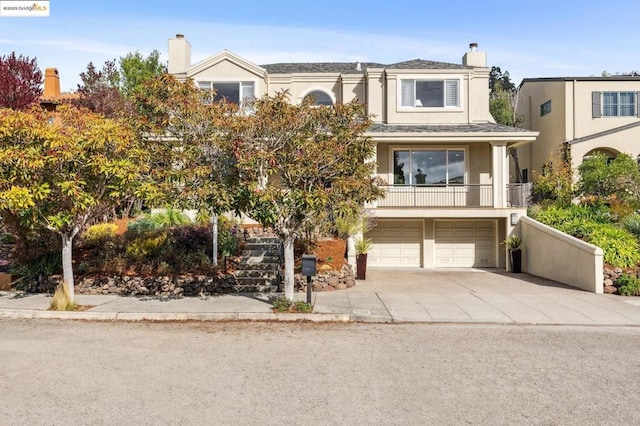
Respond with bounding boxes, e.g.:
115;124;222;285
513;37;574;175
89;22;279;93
1;319;639;425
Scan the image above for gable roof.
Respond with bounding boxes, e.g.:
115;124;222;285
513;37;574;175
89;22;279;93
188;50;267;79
261;59;470;74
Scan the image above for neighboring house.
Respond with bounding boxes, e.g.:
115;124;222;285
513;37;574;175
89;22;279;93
515;76;640;178
168;35;538;270
40;67;78;111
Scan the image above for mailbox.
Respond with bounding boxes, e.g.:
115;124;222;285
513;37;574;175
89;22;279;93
301;254;317;276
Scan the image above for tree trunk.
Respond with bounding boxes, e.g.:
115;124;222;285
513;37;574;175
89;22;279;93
61;233;75;303
283;234;295;300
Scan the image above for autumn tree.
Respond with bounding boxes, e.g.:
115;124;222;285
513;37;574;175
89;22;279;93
132;74;238;216
0;105;149;301
230;92;384;300
0;52;43;110
74;60;128;118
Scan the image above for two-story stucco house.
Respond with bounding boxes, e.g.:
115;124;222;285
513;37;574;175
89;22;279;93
168;35;538;270
515;76;640;178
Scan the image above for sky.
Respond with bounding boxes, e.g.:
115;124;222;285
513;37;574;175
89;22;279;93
2;0;640;92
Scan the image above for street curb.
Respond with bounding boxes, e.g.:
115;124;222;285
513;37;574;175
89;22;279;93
0;309;352;323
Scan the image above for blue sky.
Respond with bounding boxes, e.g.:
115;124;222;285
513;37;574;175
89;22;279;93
3;0;640;91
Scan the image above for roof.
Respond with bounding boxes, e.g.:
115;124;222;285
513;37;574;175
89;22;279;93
520;76;640;87
261;58;469;74
367;123;534;134
569;121;640;145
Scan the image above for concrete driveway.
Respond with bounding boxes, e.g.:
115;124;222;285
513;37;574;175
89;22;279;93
311;268;640;325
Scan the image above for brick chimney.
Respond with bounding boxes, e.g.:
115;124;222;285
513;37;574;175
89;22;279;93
168;33;191;75
462;43;487;67
43;68;61;98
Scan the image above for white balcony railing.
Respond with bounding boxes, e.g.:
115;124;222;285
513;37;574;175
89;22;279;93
377;184;494;208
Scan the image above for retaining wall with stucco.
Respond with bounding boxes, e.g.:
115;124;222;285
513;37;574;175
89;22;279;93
519;216;603;293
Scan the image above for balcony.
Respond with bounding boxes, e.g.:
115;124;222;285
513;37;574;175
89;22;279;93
374;183;531;208
377;184;493;208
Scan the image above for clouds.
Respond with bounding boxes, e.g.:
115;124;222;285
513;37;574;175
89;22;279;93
1;6;639;91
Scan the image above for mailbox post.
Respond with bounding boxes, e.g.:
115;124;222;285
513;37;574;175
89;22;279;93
301;254;316;304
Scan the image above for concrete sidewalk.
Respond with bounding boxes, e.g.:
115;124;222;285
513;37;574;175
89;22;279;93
1;269;640;325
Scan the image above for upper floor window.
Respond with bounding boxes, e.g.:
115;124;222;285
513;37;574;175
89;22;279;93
592;91;638;117
401;79;459;108
198;81;255;106
303;90;333;106
393;148;465;185
540;100;551;116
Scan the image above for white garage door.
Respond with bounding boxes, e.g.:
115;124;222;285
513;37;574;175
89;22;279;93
434;220;496;267
366;220;422;267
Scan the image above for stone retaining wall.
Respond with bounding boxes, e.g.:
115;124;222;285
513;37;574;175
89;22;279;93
295;264;355;292
27;264;356;296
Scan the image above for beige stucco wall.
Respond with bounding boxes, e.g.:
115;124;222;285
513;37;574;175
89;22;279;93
516;80;567;177
517;79;640;176
189;59;268;97
341;75;365;104
366;71;385;122
519;216;603;293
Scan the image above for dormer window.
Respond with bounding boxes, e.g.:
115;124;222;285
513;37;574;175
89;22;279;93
198;81;255;106
401;79;459;108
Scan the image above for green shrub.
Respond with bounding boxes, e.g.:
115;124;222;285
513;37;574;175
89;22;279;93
587;225;640;268
126;231;169;260
125;216;162;240
616;274;640;296
272;296;313;313
621;214;640;239
82;223;117;246
218;216;240;257
148;209;191;228
10;251;62;290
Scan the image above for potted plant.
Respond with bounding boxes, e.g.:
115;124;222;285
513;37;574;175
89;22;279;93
504;235;523;273
354;237;372;280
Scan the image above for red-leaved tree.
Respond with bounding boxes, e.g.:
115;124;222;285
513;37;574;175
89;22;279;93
0;52;43;110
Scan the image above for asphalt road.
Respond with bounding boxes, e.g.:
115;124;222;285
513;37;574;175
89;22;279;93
1;319;639;425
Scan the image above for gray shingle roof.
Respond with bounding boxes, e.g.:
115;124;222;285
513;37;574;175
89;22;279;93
386;59;473;70
367;123;533;133
261;58;468;74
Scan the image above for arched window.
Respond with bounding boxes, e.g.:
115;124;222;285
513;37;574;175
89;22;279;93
303;90;333;106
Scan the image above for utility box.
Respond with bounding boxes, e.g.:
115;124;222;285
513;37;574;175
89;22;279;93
301;254;317;277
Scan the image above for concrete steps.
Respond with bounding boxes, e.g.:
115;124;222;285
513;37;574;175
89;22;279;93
233;236;282;291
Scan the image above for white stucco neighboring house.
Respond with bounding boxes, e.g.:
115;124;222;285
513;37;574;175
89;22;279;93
167;35;539;271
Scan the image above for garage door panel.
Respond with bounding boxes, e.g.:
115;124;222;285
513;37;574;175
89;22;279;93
435;220;496;268
367;221;422;267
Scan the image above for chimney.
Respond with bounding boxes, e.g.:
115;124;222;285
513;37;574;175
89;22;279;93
43;68;61;98
168;33;191;75
462;42;487;67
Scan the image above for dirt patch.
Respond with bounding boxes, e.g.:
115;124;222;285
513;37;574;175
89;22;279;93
313;238;346;271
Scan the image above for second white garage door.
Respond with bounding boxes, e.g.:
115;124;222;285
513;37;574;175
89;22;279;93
434;220;496;267
367;220;422;267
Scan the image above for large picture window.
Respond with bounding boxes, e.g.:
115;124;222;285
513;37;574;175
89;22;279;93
401;79;459;108
197;81;255;106
393;149;465;185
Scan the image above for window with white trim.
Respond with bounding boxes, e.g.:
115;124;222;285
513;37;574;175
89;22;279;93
393;148;465;185
197;81;255;106
400;79;459;108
